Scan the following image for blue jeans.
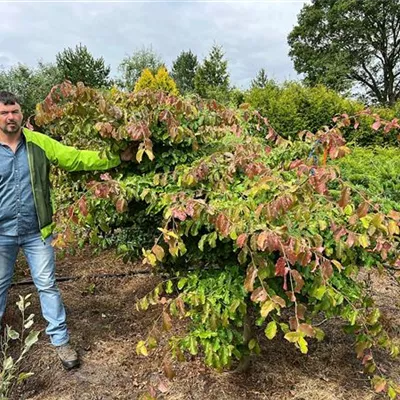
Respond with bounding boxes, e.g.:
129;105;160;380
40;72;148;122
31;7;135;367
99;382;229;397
0;233;69;346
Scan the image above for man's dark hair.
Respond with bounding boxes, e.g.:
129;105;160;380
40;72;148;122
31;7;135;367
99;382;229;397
0;91;20;105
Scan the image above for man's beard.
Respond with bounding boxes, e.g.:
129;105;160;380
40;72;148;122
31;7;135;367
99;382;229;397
3;122;21;134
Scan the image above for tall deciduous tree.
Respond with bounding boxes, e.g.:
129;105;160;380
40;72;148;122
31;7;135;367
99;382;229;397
171;50;198;94
118;46;164;91
288;0;400;105
0;62;62;117
194;44;230;100
56;43;111;88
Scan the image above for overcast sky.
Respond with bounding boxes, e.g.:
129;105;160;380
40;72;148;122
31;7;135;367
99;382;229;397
0;0;310;89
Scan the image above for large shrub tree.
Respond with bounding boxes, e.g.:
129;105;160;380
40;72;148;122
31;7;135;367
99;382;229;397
56;43;111;88
171;50;198;94
288;0;400;106
34;82;400;397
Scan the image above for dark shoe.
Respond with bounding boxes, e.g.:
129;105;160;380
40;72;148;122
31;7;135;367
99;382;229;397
56;343;80;370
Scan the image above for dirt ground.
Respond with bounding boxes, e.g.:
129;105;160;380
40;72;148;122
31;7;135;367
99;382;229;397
3;248;399;400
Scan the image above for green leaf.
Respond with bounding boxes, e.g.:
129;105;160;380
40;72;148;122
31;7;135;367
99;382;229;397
166;280;174;294
188;336;198;355
3;356;13;371
388;385;396;399
24;330;40;350
360;216;371;229
298;337;308;354
314;327;325;341
265;321;277;340
139;296;149;311
136;340;148;356
198;235;207;252
260;300;275;318
248;338;257;350
220;345;230;366
152;244;165;261
136;149;145;163
312;286;326;300
17;372;34;384
177;277;188;290
7;329;20;340
359;234;370;248
284;331;302;343
148;336;158;349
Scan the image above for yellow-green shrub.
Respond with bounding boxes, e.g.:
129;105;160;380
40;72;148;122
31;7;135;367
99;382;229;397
134;68;156;92
134;67;179;96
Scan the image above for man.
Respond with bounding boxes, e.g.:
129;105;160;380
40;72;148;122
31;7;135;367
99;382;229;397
0;91;127;370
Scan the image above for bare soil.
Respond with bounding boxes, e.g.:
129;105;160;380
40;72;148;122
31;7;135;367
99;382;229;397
3;248;399;400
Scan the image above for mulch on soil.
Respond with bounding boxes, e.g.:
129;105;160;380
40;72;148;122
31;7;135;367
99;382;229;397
3;248;399;400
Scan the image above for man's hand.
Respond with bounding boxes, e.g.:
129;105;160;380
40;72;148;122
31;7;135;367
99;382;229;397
120;145;136;162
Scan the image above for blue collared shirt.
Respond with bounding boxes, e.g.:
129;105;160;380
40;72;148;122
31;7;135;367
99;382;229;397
0;137;40;236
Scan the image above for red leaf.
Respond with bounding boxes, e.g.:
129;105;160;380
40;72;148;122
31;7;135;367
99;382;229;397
388;210;400;221
175;297;185;316
236;233;248;248
215;213;231;237
275;257;287;277
373;378;387;393
297;250;312;267
290;270;304;293
244;265;258;292
78;197;88;217
257;231;269;251
289;316;298;330
115;198;128;214
286;290;296;302
297;304;307;320
299;323;315;337
333;227;347;242
185;201;195;217
271;295;286;308
356;202;369;218
68;206;79;224
100;173;112;181
162;311;172;331
172;208;187;221
250;287;267;303
163;360;176;380
321;260;333;280
338;187;350;209
371;120;381;130
346;232;357;248
362;353;372;365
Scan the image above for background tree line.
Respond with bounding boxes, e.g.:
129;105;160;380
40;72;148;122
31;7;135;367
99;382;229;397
1;0;400;147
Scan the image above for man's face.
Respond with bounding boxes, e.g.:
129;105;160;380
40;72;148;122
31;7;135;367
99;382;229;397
0;102;23;135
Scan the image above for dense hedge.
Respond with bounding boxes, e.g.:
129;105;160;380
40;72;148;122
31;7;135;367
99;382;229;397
334;147;400;213
244;82;399;146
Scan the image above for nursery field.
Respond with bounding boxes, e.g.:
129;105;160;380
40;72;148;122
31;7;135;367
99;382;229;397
5;247;399;400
